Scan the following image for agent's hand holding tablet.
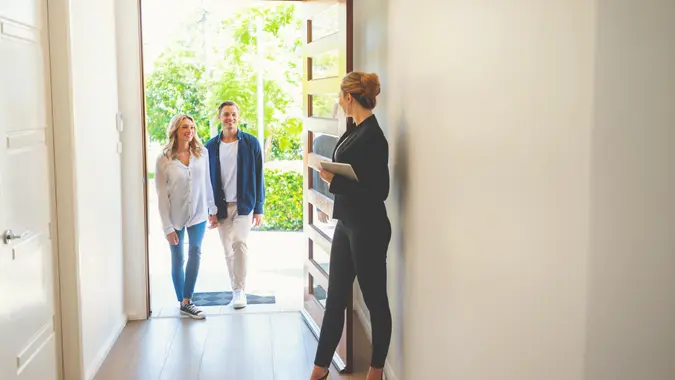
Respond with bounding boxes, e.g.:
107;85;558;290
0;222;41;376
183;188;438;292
318;161;359;182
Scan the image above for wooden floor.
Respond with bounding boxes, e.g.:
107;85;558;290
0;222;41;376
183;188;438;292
94;311;373;380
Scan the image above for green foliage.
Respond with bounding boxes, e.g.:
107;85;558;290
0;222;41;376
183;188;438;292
144;49;212;144
259;168;303;231
271;121;303;160
144;4;304;161
208;5;304;161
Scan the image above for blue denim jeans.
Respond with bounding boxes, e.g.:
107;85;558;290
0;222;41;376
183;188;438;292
169;221;206;302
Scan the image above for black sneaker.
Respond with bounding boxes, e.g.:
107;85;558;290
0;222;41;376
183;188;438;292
180;303;205;319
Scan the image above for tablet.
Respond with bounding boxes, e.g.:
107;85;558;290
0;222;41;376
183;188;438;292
319;161;359;182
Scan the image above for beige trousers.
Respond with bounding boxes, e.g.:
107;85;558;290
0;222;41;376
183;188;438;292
217;203;253;291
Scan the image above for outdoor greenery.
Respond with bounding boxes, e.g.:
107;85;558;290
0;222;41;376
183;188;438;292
145;4;305;231
145;48;212;142
145;4;303;161
260;169;303;231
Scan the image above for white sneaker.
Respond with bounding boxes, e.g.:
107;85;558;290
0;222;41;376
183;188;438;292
233;290;247;309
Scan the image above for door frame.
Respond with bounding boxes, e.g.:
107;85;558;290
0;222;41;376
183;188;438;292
45;0;87;378
132;2;355;373
136;0;153;320
135;0;317;319
299;0;355;373
134;0;352;322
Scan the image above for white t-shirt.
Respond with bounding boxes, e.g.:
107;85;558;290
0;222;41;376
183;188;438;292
219;140;238;202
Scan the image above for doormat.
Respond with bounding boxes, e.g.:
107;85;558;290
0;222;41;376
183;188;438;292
191;291;276;307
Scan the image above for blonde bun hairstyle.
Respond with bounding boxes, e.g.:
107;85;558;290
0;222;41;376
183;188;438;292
341;72;381;109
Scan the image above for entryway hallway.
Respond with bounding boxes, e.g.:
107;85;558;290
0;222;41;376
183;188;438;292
94;311;373;380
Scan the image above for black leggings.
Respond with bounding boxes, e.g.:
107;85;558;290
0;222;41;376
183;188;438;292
314;217;392;369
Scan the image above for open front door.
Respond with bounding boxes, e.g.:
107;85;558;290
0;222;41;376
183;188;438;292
299;0;353;373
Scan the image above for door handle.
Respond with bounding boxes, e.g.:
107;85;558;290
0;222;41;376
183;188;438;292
3;229;27;244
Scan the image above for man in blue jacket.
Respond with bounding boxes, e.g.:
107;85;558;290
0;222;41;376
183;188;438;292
205;100;265;309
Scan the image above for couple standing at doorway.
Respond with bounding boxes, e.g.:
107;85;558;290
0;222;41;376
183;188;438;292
154;100;264;320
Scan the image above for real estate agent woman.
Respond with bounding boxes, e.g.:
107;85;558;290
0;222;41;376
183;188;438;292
310;72;392;380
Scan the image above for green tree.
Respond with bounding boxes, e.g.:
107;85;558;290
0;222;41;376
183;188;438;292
144;4;303;158
145;48;212;144
208;4;303;161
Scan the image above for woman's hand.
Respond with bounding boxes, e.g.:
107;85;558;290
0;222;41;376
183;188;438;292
208;215;220;229
318;209;329;223
319;169;335;184
166;231;179;245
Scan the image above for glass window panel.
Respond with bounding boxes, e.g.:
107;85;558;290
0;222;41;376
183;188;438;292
311;132;338;158
312;239;331;274
310;50;339;80
309;132;338;196
310;93;339;119
310;5;339;42
311;275;328;308
311;204;336;241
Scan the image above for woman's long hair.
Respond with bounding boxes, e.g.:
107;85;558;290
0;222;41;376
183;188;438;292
161;114;204;160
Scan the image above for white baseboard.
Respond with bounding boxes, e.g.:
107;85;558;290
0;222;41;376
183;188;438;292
125;311;147;321
354;299;398;380
85;315;127;380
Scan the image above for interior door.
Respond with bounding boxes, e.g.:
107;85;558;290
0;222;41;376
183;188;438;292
0;0;60;379
299;0;354;373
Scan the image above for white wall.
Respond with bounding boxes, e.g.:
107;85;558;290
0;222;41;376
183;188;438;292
56;0;126;379
585;1;675;379
115;0;149;321
391;1;595;379
388;1;675;379
352;1;403;379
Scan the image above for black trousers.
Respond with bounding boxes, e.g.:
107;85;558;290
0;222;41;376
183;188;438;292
314;217;392;369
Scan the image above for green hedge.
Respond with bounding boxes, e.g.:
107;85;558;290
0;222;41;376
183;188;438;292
259;168;303;231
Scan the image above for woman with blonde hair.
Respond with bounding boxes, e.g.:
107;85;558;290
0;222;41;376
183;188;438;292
311;72;392;380
155;114;218;319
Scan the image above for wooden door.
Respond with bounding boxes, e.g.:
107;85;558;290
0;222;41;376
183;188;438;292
0;0;60;378
299;0;353;373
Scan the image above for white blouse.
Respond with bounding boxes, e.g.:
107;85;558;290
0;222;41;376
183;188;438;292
155;150;217;235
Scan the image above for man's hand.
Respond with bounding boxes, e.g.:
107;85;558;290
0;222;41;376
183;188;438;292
252;214;263;227
208;214;220;229
319;169;335;184
166;231;179;245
